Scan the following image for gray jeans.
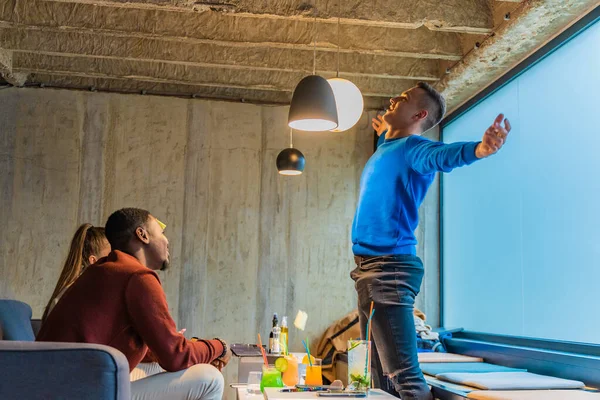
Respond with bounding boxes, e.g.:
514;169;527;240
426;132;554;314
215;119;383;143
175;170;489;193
351;255;433;400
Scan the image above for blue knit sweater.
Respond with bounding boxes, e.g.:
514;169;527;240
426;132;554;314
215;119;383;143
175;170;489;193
351;132;480;256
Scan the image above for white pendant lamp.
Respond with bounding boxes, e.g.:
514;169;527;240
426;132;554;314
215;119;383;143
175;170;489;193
328;78;364;132
328;15;363;132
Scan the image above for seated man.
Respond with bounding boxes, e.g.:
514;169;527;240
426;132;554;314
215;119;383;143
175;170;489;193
37;207;230;400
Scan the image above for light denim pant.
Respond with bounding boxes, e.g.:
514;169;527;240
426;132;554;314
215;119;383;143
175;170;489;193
130;362;224;400
351;255;433;400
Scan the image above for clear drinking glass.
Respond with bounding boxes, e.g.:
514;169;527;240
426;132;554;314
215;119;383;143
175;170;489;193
347;340;371;391
304;358;323;386
247;371;262;394
298;362;307;385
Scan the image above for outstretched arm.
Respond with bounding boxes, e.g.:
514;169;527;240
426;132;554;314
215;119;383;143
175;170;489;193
405;114;511;175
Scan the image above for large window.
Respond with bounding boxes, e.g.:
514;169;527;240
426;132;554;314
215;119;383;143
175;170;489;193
442;17;600;344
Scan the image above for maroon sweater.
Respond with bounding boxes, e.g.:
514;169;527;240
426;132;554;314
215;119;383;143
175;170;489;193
37;250;223;372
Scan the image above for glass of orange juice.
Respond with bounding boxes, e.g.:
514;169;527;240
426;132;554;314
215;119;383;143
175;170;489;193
282;355;299;386
304;358;323;386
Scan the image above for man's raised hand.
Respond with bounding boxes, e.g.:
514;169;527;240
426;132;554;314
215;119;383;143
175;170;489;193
475;113;511;159
372;114;388;137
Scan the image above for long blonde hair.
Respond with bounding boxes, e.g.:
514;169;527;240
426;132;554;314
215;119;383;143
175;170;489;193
42;224;107;322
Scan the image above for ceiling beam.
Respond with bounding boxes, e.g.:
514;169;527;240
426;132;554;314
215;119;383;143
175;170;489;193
0;26;442;80
0;0;15;21
41;0;494;33
26;72;391;110
0;22;463;62
0;47;27;86
3;1;464;60
13;52;417;97
436;0;599;113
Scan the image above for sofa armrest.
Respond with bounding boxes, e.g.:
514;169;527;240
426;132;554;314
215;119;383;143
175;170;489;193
0;341;131;400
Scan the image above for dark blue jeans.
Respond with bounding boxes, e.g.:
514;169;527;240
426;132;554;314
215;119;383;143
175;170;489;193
351;255;433;400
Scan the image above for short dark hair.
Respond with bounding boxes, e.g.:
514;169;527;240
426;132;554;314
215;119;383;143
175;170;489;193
105;208;151;251
416;82;446;132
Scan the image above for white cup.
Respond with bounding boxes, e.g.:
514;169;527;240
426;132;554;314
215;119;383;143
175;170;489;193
247;371;262;394
298;363;307;385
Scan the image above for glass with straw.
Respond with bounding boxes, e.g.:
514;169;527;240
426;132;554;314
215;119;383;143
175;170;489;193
348;340;371;391
261;365;284;392
278;335;299;386
257;334;284;392
348;303;375;391
302;338;323;386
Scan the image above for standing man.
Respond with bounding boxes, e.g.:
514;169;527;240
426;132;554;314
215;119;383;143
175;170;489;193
351;82;511;399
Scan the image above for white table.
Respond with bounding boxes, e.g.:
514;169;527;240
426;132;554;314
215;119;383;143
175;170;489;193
263;388;398;399
235;386;263;400
236;387;398;400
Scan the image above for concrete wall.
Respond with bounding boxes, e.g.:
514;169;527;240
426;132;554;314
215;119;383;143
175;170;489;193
0;87;439;397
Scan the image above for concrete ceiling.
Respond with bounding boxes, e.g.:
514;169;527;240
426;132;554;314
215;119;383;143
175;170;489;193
0;0;597;112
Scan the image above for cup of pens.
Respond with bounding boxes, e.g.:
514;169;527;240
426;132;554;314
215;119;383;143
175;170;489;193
347;340;371;391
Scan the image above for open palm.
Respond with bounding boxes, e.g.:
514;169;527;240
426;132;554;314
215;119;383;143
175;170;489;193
371;114;388;137
475;114;511;159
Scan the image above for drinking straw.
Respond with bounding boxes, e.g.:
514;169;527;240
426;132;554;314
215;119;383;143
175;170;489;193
279;337;288;356
302;338;313;366
365;308;375;380
366;309;375;343
257;333;269;367
367;301;374;342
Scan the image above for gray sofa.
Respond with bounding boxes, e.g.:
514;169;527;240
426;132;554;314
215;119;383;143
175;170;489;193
0;299;131;400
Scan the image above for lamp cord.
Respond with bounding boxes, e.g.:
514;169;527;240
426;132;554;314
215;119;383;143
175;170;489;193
290;128;293;148
337;1;340;78
313;13;317;75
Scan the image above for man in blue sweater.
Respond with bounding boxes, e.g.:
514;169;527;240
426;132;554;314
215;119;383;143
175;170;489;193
351;82;511;399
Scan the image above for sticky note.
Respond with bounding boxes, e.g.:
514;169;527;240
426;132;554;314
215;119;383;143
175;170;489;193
294;310;308;331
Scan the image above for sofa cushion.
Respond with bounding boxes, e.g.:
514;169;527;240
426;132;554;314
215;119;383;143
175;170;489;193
421;362;526;377
0;300;36;341
468;390;600;400
418;352;483;363
437;371;585;390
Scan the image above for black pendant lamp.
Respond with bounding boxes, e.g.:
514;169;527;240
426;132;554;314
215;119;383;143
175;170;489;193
277;129;305;176
288;75;338;131
287;14;338;131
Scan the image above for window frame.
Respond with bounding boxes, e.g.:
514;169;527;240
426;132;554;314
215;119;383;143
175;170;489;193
437;5;600;387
